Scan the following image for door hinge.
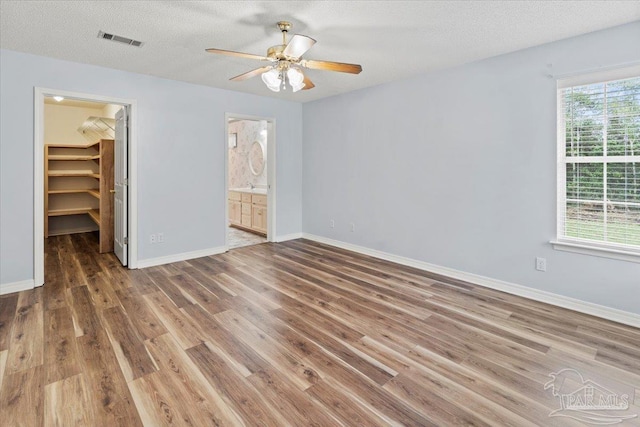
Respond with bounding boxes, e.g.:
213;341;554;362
124;237;129;245
124;178;129;185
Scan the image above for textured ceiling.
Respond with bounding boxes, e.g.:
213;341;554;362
1;1;639;103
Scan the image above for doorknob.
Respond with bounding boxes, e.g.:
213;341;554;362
110;190;116;194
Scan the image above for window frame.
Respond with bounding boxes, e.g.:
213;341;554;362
552;65;640;263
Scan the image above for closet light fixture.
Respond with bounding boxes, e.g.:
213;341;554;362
53;96;64;102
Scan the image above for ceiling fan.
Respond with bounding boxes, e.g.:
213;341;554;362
205;21;362;92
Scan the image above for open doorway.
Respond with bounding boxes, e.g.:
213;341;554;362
34;88;138;287
225;114;276;250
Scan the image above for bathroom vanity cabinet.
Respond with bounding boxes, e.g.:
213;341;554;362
228;190;267;236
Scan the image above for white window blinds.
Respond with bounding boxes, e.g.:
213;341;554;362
557;72;640;253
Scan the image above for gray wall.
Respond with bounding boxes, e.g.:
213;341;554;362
302;22;640;314
0;49;302;285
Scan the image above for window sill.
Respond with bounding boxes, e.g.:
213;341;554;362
551;240;640;263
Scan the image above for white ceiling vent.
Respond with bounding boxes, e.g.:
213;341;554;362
97;31;144;47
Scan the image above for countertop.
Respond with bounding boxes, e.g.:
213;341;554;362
229;187;267;195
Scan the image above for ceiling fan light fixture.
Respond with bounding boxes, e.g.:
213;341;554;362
287;67;306;92
261;68;281;92
206;21;360;93
291;81;306;92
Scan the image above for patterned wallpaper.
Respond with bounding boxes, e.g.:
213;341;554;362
228;120;268;189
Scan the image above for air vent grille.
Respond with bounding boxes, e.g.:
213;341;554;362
97;31;144;47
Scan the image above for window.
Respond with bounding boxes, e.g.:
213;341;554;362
555;67;640;260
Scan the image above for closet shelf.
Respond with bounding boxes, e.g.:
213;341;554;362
88;209;100;225
48;207;94;217
48;170;100;178
48;189;100;199
48;154;100;161
47;141;100;148
47;207;101;225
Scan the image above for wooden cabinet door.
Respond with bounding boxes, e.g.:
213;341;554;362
252;205;267;233
241;200;252;226
229;200;242;225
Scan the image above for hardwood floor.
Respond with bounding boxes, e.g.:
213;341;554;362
1;232;639;426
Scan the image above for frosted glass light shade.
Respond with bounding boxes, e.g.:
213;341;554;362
287;68;306;92
261;68;281;92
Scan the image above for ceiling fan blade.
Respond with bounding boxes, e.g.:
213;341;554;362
283;34;316;59
230;66;274;82
301;59;362;74
205;48;270;62
302;75;315;90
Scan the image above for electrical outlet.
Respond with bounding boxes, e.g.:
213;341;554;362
157;233;164;243
535;257;547;272
150;234;156;244
330;219;335;228
350;222;355;232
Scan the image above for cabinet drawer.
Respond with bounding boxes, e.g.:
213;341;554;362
241;193;252;203
252;194;267;206
241;203;251;215
229;191;241;201
241;214;252;226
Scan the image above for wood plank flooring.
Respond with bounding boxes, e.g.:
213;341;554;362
1;232;639;426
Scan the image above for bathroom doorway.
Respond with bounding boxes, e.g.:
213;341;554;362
225;114;275;249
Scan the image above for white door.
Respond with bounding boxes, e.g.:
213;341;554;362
114;107;128;265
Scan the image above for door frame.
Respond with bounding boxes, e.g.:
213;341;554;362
34;87;139;287
224;113;276;249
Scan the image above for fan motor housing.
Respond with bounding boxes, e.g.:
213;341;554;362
267;45;287;60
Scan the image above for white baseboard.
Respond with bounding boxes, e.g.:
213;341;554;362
0;279;36;296
274;232;303;243
137;246;227;269
301;233;640;328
